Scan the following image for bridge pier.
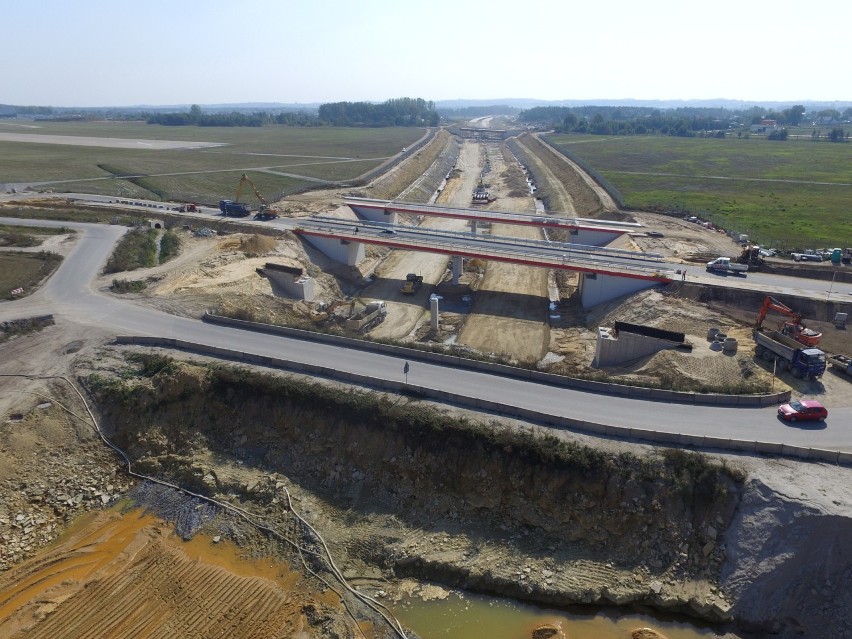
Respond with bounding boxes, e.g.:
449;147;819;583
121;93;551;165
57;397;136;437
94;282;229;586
300;235;365;266
347;202;399;226
471;220;478;234
452;255;463;285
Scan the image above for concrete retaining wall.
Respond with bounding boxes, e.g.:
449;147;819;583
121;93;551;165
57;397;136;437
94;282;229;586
114;335;843;465
677;282;851;323
198;312;790;407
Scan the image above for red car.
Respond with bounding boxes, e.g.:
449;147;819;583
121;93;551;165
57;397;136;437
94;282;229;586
778;399;828;422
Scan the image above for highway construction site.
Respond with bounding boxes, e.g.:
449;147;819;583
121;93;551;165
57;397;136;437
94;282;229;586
2;126;852;639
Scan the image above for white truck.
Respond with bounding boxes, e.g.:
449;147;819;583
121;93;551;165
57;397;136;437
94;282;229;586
706;257;748;275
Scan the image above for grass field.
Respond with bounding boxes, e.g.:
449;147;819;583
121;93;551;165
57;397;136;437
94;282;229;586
0;205;149;225
0;251;63;299
546;134;852;249
0;121;423;205
0;223;72;247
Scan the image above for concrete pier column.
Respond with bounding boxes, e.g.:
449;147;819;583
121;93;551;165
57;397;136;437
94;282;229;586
430;294;441;332
471;220;478;234
452;255;463;285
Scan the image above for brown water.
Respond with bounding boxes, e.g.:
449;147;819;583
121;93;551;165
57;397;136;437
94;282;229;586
393;590;718;639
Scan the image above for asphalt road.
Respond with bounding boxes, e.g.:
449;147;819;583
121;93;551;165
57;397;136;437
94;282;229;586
2;217;851;454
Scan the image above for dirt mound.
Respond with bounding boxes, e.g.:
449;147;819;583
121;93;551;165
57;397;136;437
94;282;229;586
238;233;277;255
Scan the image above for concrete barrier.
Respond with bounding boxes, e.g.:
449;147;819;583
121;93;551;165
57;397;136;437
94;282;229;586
727;439;757;452
754;441;784;455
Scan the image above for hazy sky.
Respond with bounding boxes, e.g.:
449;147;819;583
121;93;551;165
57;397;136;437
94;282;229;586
5;0;850;107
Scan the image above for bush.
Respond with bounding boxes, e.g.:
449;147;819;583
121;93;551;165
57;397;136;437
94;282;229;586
110;278;148;293
104;228;158;273
159;230;182;264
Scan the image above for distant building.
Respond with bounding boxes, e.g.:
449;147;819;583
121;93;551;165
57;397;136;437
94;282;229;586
750;119;778;133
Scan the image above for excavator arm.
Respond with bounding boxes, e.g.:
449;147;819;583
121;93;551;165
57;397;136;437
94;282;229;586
754;296;821;346
235;173;278;219
236;173;269;210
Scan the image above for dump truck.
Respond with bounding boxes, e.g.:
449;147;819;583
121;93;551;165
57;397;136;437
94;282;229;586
219;199;252;217
828;354;852;379
345;300;387;332
754;330;826;379
706;257;748;275
401;273;423;295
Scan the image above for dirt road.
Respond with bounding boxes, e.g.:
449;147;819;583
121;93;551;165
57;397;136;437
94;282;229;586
456;144;550;362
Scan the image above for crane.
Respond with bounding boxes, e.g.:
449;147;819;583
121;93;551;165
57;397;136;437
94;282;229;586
235;173;278;220
754;296;822;346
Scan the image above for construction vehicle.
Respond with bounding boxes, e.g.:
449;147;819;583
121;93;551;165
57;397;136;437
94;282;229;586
828;354;852;379
472;180;495;204
706;257;748;275
309;299;354;324
753;330;826;379
401;273;423;295
754;296;822;346
219;199;252;217
737;245;765;268
235;173;278;220
345;300;387;332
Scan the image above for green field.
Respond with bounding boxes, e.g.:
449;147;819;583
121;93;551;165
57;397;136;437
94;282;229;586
546;134;852;249
0;224;72;247
0;121;423;205
0;251;63;299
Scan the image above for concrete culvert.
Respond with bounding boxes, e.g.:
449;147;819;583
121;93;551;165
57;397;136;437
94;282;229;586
714;332;728;342
723;337;738;353
707;327;720;341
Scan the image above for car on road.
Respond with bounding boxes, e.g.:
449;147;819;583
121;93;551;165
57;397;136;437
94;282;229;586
381;228;397;235
646;231;665;238
778;399;828;422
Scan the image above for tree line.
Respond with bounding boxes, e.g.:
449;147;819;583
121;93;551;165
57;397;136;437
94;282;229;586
145;98;439;128
317;98;439;127
520;105;852;140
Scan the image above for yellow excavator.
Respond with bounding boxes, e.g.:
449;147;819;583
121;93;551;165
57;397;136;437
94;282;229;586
236;173;278;220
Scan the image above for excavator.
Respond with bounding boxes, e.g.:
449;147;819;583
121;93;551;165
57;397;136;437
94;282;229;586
236;173;278;220
754;296;822;346
309;299;355;323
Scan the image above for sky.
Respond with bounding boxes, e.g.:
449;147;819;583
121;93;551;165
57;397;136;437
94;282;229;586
5;0;851;107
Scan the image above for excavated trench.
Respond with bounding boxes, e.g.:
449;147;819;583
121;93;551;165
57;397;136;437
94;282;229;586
88;353;743;631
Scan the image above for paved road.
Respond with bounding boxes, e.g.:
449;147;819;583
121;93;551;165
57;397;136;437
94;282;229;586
2;217;851;454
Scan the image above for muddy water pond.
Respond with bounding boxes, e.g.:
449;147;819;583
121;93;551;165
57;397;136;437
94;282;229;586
393;590;718;639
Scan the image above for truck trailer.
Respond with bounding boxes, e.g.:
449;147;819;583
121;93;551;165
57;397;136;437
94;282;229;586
828;354;852;380
754;330;826;379
219;199;252;217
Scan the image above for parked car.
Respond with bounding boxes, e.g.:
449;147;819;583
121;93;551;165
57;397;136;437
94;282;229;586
646;231;665;238
792;252;823;262
777;399;828;422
